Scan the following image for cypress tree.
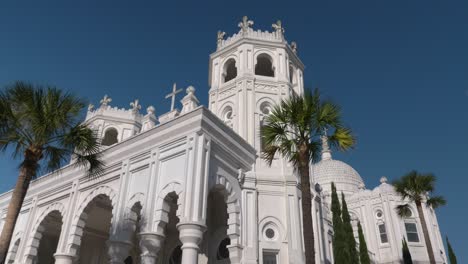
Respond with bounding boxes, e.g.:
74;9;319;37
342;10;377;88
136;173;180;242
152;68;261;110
331;182;348;263
446;236;457;264
341;192;359;264
357;221;370;264
402;238;413;264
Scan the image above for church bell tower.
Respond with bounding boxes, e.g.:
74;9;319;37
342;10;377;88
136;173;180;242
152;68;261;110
208;16;305;154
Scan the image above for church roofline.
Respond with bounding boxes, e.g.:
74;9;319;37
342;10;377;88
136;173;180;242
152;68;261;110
0;107;257;205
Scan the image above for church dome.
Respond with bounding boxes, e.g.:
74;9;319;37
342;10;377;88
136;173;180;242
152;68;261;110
312;158;365;196
312;134;365;196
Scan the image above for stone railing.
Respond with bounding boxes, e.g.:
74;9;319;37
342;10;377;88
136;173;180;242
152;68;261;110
218;28;284;50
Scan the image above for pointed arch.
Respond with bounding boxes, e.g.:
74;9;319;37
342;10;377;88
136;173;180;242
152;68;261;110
23;202;65;263
65;185;117;255
211;174;242;264
153;182;184;235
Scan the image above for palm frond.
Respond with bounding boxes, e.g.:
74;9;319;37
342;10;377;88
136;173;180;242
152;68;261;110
260;88;355;167
426;196;446;209
396;204;412;218
328;126;356;151
0;81;104;179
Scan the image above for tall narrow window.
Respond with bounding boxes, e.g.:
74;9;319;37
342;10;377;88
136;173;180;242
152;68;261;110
259;102;272;152
263;251;278;264
289;65;295;83
378;223;388;243
405;223;420;242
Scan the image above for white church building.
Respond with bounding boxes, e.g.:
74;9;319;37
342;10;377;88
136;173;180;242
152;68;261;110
0;17;447;264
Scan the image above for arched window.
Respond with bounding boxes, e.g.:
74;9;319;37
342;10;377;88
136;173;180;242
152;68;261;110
259;102;272;151
102;128;118;146
216;237;230;260
255;54;275;77
223;58;237;83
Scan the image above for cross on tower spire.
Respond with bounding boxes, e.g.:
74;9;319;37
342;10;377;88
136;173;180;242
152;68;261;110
165;83;183;112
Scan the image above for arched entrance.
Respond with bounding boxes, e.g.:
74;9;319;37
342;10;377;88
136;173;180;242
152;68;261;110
23;203;65;264
202;189;231;264
157;191;181;264
78;194;113;263
36;210;63;263
123;202;143;263
200;175;242;264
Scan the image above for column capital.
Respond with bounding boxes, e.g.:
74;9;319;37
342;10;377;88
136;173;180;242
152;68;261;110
138;232;165;264
107;240;133;264
54;252;75;264
176;222;206;250
177;222;206;264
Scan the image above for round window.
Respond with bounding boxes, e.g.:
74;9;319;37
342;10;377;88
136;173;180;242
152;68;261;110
265;228;275;239
376;210;383;219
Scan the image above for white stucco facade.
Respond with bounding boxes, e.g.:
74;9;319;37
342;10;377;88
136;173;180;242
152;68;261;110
0;17;446;264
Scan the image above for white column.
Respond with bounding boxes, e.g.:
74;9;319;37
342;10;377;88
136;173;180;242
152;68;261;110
138;232;164;264
177;222;206;264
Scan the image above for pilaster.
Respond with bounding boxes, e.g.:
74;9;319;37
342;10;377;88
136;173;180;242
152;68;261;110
241;171;258;264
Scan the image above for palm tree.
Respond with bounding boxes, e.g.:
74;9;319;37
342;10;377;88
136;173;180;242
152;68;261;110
393;170;446;264
261;89;355;264
0;82;104;262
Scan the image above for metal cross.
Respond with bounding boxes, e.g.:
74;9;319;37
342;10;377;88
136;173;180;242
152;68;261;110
165;83;182;112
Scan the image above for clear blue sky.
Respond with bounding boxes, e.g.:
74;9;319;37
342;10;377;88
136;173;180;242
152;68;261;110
1;0;466;260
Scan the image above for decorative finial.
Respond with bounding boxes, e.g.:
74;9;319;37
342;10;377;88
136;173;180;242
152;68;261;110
100;95;112;108
130;99;141;114
180;85;199;115
321;128;332;160
217;30;226;49
88;104;94;111
146;106;155;115
272;20;285;38
291;41;298;54
380;176;388;184
186;85;195;94
238;16;254;35
165;83;183;112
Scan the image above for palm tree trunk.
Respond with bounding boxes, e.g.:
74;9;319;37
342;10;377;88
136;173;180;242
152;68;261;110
0;149;39;263
416;201;436;264
298;152;316;264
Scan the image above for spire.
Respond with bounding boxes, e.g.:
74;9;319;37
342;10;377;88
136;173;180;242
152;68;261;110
321;128;332;160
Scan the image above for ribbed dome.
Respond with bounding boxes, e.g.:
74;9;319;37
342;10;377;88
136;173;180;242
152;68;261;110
312;158;364;196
